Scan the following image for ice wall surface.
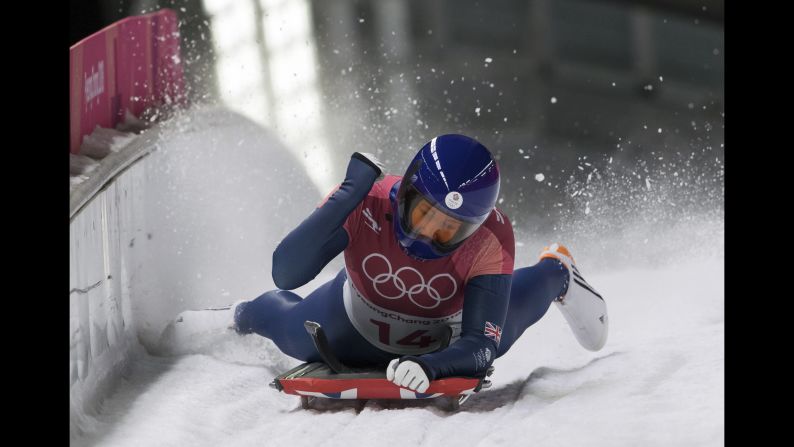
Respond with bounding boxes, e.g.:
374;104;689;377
70;105;324;438
131;106;323;349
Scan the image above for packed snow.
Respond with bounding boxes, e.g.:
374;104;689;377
73;257;723;447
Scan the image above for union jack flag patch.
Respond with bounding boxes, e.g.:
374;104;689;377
484;321;502;346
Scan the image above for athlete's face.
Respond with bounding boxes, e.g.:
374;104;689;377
409;198;463;244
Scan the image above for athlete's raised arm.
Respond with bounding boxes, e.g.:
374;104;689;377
272;152;383;290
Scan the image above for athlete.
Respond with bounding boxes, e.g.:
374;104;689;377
166;134;608;393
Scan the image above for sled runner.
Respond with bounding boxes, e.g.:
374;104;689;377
269;321;494;411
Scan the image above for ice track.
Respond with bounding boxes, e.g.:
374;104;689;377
71;105;722;446
73;257;723;447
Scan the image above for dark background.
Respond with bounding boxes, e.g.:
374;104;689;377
69;0;724;244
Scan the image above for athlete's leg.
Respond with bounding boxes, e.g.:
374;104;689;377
234;269;395;367
496;257;569;357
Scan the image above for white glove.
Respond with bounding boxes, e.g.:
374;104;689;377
356;152;385;181
386;358;430;393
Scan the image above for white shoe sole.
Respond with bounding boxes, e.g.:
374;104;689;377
541;246;609;351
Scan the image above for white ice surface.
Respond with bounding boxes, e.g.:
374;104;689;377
73;255;723;447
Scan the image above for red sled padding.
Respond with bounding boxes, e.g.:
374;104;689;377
279;377;480;400
272;362;483;400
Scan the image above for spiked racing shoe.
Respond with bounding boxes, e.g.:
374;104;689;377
540;244;608;351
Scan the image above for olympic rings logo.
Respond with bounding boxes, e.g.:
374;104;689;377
361;253;458;309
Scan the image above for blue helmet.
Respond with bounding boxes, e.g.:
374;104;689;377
389;134;500;260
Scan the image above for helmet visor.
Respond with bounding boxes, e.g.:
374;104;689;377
398;184;484;252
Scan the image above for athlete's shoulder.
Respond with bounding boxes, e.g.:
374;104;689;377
367;175;402;199
460;207;515;276
482;207;514;240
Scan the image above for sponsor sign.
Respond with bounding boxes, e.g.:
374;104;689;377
70;9;185;154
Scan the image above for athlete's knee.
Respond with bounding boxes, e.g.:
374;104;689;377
232;300;252;334
234;290;295;335
233;298;264;335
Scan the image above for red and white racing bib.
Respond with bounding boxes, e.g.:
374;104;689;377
337;175;515;355
342;263;463;355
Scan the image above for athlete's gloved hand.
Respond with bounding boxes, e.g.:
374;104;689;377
352;152;385;182
386;358;430;393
